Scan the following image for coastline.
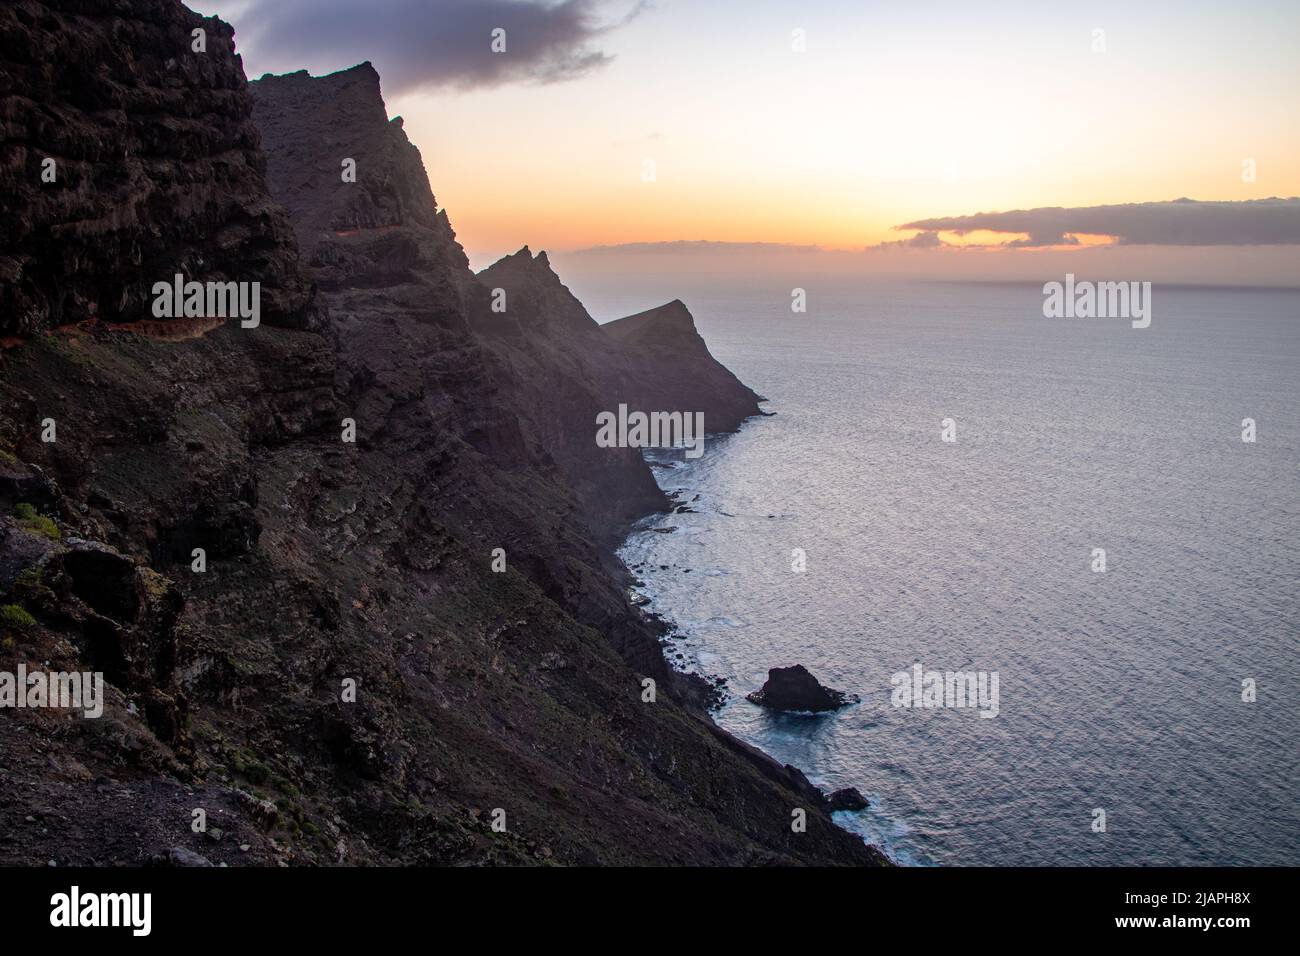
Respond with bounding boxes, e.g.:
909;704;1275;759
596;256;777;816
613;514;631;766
1;0;889;867
617;417;901;865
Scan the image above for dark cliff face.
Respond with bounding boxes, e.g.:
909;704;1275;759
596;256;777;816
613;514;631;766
476;246;602;336
602;299;764;434
248;63;662;621
473;245;668;543
477;249;763;436
0;0;316;336
249;64;472;309
251;64;671;549
0;3;883;868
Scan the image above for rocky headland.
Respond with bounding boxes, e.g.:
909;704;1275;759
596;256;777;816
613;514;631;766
0;0;885;866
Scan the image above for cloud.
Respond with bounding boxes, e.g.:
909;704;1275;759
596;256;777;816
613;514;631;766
867;230;951;251
1002;232;1080;248
896;198;1300;246
232;0;647;94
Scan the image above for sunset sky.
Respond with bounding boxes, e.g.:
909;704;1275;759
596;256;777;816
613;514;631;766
197;0;1299;273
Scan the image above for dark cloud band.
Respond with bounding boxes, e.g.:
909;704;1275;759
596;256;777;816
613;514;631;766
237;0;644;93
898;198;1300;246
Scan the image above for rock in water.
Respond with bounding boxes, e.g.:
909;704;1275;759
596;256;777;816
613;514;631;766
826;787;870;812
746;665;859;713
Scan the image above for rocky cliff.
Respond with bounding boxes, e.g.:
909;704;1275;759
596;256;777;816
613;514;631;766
601;298;764;434
0;0;315;336
0;1;884;867
477;248;763;435
473;245;763;535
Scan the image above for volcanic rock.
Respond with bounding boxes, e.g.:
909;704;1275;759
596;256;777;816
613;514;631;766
0;0;317;336
0;1;888;868
602;299;763;434
826;787;870;812
747;665;860;713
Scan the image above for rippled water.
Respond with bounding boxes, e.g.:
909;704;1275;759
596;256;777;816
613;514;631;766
595;277;1299;866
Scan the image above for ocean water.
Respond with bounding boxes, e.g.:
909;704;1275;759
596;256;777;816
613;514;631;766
581;276;1298;866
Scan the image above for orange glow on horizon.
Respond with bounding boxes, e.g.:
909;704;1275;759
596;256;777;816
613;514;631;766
376;5;1300;261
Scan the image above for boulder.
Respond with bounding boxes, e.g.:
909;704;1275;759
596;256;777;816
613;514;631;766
165;847;213;867
826;787;869;812
746;665;858;713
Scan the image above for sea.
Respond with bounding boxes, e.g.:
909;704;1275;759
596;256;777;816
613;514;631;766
573;273;1299;867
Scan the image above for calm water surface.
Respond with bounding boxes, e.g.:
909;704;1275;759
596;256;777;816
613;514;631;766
582;276;1297;866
